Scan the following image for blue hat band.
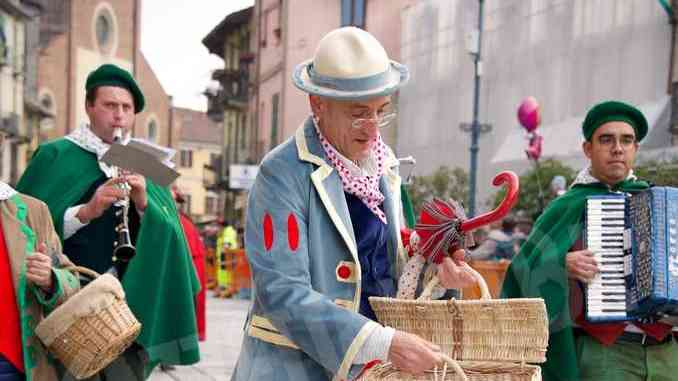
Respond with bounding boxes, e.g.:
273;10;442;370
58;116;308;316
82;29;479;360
307;63;392;93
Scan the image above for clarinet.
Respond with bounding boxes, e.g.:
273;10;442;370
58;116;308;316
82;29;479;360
108;127;136;278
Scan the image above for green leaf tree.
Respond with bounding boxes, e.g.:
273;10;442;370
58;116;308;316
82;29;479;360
634;157;678;186
490;159;576;220
408;166;469;216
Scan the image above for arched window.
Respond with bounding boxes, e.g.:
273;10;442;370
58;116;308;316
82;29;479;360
92;3;118;55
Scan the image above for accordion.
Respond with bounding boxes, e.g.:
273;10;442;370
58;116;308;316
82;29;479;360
584;187;678;322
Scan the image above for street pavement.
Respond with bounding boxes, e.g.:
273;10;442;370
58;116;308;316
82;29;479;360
149;293;250;381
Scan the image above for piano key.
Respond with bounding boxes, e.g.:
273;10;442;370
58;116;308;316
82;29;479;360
588;239;624;244
587;292;626;298
586;228;626;233
587;210;625;215
588;214;625;218
598;264;625;270
588;285;626;292
587;201;625;206
588;313;627;319
587;303;627;310
588;199;625;203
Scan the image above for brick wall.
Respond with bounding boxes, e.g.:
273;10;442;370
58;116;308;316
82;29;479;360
36;0;174;150
136;54;172;147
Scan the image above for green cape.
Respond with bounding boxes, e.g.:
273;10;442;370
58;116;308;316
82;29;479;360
500;178;650;381
17;139;201;371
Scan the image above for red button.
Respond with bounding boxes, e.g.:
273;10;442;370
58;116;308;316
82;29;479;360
337;264;351;279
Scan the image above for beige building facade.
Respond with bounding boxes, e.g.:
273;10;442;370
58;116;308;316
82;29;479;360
174;107;224;223
0;1;51;185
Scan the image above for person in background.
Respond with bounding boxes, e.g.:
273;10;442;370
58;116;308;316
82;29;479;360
550;175;567;197
172;186;207;342
215;219;239;298
0;174;80;381
16;64;200;379
469;217;523;261
502;100;678;381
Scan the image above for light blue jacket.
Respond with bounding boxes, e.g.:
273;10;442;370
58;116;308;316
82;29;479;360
232;117;408;381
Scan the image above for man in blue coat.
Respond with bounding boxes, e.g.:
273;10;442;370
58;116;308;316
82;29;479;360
232;27;476;381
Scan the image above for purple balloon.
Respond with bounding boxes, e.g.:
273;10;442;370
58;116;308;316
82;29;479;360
518;97;541;132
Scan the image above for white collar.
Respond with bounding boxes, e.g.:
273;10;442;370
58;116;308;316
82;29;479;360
570;166;637;188
65;124;130;177
0;182;17;201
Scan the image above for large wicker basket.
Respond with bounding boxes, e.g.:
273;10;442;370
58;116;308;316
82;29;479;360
363;264;548;380
35;266;141;379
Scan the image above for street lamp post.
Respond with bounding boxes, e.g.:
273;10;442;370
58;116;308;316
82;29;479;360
465;0;487;217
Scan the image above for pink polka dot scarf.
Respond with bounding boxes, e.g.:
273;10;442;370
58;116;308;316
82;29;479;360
313;117;388;224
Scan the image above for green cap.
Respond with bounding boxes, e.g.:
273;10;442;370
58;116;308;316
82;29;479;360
85;64;145;113
582;100;647;142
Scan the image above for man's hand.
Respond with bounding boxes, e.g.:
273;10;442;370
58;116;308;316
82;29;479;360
122;171;147;212
26;242;54;292
437;249;476;289
388;331;442;376
77;177;127;223
566;250;598;283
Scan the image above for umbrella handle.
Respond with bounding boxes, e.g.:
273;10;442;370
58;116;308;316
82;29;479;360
460;171;519;232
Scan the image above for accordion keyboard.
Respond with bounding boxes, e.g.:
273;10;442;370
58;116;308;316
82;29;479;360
585;195;628;321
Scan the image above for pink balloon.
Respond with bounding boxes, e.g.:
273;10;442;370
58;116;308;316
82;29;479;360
525;132;543;161
518;97;541;132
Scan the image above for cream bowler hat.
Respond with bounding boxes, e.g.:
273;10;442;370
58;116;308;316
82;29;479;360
292;27;409;100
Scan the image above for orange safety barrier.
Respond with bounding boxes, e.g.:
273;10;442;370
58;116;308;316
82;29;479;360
461;260;511;299
228;249;252;299
205;247;217;290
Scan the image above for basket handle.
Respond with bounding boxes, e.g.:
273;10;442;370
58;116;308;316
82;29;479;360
438;354;468;381
417;263;491;301
64;265;101;280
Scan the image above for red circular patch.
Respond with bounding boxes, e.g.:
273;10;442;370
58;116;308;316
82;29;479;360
287;213;299;252
337;265;351;280
263;213;274;251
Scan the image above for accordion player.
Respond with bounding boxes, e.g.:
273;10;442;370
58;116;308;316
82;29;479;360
584;187;678;322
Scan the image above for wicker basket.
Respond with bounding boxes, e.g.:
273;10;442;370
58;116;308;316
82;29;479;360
361;360;541;381
35;266;141;379
364;264;548;380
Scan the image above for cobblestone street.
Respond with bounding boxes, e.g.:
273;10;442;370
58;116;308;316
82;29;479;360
149;295;250;381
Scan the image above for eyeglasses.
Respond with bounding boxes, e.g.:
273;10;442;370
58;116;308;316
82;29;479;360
598;135;636;149
350;112;397;131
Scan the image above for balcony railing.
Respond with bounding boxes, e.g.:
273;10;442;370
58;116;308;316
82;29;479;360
203;154;226;190
205;72;248;122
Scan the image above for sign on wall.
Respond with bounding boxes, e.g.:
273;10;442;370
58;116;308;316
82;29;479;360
229;164;259;190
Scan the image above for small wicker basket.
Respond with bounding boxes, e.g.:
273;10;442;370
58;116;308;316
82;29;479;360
35;266;141;379
363;264;548;381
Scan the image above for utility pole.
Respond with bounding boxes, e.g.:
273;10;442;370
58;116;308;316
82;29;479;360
461;0;490;217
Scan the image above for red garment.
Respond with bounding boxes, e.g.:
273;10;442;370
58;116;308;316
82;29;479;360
0;217;24;372
571;278;672;345
179;213;207;341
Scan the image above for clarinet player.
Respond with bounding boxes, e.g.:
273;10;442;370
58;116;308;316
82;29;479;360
16;64;201;380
